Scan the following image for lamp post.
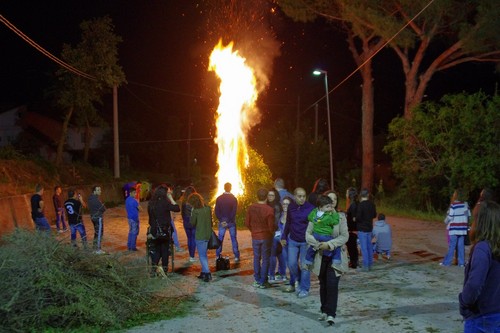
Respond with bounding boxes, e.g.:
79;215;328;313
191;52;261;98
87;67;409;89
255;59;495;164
313;69;334;190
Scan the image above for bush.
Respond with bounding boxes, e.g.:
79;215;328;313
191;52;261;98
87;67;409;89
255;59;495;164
0;230;184;332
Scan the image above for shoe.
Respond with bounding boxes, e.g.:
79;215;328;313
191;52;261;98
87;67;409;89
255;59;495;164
259;282;272;289
297;290;309;298
63;228;69;232
327;316;335;325
175;247;185;252
439;263;450;267
189;257;197;262
318;312;327;321
57;229;64;234
282;285;295;293
197;272;205;279
459;264;465;267
94;249;106;255
203;273;212;282
281;276;288;282
252;281;261;288
386;255;391;260
234;257;240;263
268;276;276;282
274;274;282;281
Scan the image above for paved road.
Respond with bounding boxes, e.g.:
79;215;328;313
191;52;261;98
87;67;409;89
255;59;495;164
60;204;466;333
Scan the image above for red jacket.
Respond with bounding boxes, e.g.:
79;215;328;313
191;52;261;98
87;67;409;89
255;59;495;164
244;203;275;240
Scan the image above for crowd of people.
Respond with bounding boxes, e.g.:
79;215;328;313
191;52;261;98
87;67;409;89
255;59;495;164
29;180;500;330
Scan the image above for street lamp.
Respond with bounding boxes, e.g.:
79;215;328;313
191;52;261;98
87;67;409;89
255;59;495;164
313;69;334;190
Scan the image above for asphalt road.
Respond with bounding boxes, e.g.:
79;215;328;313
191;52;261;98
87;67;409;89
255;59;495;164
61;204;466;333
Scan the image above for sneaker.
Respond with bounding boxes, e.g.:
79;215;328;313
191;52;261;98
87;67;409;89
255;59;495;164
57;229;64;234
234;257;240;263
282;285;295;293
274;274;282;281
252;281;261;288
439;263;450;267
189;257;197;262
268;276;276;282
297;290;309;298
94;249;106;255
281;276;288;282
318;312;327;321
259;282;272;289
459;264;465;267
327;316;335;325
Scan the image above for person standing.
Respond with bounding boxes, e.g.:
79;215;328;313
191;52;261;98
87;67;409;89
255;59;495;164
188;192;213;282
267;189;286;282
52;185;68;233
346;188;359;268
181;186;198;262
306;190;349;325
308;178;330;206
88;185;107;254
281;187;315;298
64;189;87;249
470;188;495;240
459;200;500;332
274;178;293;203
148;185;180;276
125;187;142;251
440;189;470;267
356;188;377;272
245;188;276;288
215;182;240;262
31;184;51;233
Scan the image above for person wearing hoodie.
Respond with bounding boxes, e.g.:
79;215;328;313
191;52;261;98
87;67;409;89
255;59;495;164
372;213;392;260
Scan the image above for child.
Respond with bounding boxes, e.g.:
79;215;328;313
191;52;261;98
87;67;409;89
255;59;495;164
304;195;341;267
372;213;392;259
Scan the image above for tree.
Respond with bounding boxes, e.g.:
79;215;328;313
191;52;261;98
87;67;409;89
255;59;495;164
53;16;125;165
384;92;500;209
277;0;388;191
385;0;500;118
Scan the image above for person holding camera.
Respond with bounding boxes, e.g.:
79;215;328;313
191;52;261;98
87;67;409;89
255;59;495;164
147;185;180;277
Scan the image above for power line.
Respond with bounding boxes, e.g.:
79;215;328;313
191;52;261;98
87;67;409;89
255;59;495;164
0;14;96;81
302;0;437;114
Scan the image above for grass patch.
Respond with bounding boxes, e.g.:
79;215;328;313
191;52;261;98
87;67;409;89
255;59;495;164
0;230;192;332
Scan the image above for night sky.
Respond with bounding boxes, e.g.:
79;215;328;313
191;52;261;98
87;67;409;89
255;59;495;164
1;1;498;177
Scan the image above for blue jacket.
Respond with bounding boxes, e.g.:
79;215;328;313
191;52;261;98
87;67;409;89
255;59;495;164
282;200;314;243
125;196;139;221
459;241;500;320
215;192;238;226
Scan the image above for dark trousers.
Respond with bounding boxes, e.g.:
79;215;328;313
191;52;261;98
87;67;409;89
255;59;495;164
346;232;358;268
91;218;104;250
151;239;170;272
319;256;340;317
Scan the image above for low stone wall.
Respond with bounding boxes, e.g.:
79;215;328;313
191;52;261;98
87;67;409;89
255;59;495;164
0;182;124;237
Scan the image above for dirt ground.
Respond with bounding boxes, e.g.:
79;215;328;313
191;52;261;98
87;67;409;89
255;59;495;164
57;203;467;333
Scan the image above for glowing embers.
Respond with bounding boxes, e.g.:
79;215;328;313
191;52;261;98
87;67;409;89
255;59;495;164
209;40;258;197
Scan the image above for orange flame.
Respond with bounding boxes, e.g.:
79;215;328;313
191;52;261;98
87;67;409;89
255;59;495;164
209;40;258;197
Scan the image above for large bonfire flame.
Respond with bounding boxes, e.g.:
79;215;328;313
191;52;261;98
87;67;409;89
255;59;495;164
209;40;258;197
